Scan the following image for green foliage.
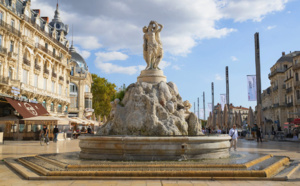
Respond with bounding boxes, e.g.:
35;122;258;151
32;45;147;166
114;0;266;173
91;74;116;117
112;84;127;103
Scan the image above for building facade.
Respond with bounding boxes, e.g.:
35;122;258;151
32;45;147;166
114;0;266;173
262;51;300;133
0;0;93;118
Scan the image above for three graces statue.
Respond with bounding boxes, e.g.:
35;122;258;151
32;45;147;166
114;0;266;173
143;20;163;70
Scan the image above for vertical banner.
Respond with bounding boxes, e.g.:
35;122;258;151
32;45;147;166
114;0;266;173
207;103;212;115
247;75;257;101
200;109;204;119
220;94;226;111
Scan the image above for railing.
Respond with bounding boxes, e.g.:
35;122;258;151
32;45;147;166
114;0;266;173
35;43;61;61
84;92;93;98
59;76;64;81
52;72;57;78
286;87;293;93
0;75;8;84
23;15;69;52
268;68;286;78
287;102;293;107
293;63;300;70
0;20;21;37
23;58;31;66
273;103;279;108
285;76;293;82
44;68;49;75
0;47;7;55
35;63;41;71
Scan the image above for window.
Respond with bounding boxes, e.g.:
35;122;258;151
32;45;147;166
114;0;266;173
70;83;78;108
70;67;74;76
35;36;39;45
70;83;78;93
42;100;46;108
43;78;47;90
10;41;14;52
0;35;2;47
296;73;299;82
85;85;90;92
51;81;55;93
8;67;12;79
0;12;2;22
22;69;28;84
59;84;62;95
34;74;38;87
53;48;56;56
297;90;300;100
11;19;14;28
85;98;92;109
45;43;48;50
50;102;54;111
58;104;62;113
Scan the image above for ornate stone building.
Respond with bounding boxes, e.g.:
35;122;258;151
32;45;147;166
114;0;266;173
262;51;300;131
0;0;93;118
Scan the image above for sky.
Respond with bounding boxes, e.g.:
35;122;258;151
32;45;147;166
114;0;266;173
31;0;300;119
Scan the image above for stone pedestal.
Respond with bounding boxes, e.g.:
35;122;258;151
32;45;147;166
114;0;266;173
137;69;166;84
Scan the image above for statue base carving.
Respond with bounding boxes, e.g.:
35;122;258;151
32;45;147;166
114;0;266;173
137;69;166;84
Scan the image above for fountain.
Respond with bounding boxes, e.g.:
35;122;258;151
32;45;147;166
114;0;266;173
79;21;231;161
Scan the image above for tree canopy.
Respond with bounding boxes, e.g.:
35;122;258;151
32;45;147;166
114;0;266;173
91;74;116;118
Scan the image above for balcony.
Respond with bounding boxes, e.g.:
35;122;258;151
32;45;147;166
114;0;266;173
284;75;293;82
0;75;8;85
23;15;68;52
52;72;57;78
293;63;300;70
286;87;293;94
268;68;286;78
35;43;62;62
34;63;41;71
8;52;17;61
0;20;21;37
84;92;93;99
287;102;293;107
273;103;279;108
23;58;31;66
44;68;49;75
0;47;7;56
22;36;34;47
273;86;278;91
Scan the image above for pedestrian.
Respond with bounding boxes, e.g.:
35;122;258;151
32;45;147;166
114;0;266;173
53;125;59;143
256;127;262;142
87;126;92;134
229;124;238;151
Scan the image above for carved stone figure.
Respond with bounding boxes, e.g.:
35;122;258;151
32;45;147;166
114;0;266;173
143;20;163;70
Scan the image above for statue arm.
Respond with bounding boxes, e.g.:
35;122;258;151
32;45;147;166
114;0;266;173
143;34;147;51
153;21;159;32
158;24;163;32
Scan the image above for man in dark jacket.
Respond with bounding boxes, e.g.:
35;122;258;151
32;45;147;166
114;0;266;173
256;127;262;142
53;125;59;143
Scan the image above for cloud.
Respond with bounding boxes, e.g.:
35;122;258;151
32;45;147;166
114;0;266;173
215;74;222;81
73;36;102;50
159;61;171;69
31;0;289;56
172;65;181;70
96;51;128;61
267;25;277;30
231;56;238;61
74;47;91;59
95;51;138;75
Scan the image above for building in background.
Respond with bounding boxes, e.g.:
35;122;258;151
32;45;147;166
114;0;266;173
262;51;300;133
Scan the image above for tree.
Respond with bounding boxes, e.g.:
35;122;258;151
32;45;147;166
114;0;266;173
91;74;116;118
112;84;126;102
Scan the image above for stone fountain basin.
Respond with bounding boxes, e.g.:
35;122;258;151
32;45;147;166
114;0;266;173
79;135;231;161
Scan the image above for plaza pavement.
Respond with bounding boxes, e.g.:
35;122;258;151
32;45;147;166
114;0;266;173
0;138;299;186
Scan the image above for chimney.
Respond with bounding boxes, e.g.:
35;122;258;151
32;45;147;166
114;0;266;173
41;17;49;23
282;52;285;56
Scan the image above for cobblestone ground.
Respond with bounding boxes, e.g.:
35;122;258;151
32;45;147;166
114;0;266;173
0;139;299;185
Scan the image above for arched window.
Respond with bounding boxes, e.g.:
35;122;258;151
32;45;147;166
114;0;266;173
42;100;46;108
58;104;62;113
50;102;54;111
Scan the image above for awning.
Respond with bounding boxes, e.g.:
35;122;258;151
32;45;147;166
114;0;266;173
26;46;34;55
0;115;20;124
22;116;69;125
5;98;49;119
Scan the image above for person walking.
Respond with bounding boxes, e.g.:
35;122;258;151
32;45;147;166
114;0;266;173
229;124;238;151
53;125;59;143
256;127;262;142
40;125;49;145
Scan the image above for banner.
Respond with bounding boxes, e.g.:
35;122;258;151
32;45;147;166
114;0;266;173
247;75;257;101
200;109;204;119
220;94;226;111
207;103;212;114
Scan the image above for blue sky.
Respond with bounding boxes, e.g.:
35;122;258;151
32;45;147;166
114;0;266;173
32;0;299;119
